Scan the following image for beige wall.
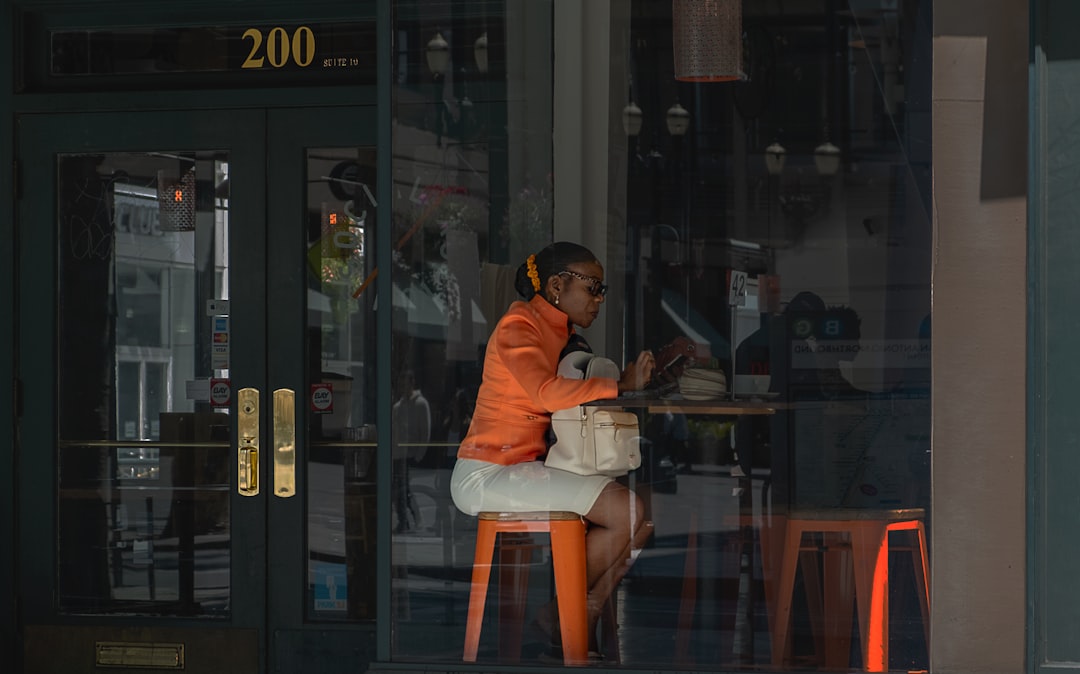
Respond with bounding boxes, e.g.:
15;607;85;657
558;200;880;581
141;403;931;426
931;2;1028;672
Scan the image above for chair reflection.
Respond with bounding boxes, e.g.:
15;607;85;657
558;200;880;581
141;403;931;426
764;508;930;672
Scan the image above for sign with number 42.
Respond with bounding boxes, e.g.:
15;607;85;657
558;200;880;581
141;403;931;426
728;270;748;306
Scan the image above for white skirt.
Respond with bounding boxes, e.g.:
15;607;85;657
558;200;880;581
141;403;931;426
450;458;612;517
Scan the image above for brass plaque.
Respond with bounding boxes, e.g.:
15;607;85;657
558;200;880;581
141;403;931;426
96;642;185;669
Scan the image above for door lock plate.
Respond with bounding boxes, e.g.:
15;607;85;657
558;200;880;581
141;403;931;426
237;387;260;496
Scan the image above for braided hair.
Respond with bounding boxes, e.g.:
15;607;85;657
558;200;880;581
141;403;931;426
513;242;598;301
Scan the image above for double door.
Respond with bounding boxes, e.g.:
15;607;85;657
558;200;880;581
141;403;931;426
16;107;382;673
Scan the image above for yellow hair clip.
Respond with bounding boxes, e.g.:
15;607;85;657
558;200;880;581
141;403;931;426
526;254;541;292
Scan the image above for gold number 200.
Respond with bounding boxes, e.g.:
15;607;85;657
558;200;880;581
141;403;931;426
242;26;316;69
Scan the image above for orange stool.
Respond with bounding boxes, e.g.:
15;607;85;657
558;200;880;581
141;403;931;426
463;511;589;666
770;508;930;672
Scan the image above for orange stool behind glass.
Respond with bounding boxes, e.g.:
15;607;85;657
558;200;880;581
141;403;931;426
769;508;930;672
463;511;589;666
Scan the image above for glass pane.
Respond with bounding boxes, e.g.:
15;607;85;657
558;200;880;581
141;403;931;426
388;0;931;671
57;152;232;617
304;147;379;621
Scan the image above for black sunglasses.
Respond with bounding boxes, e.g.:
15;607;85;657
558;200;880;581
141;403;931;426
559;270;608;297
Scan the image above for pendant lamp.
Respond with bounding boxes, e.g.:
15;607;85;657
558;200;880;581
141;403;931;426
814;141;841;177
474;32;488;73
426;32;450;76
672;0;742;82
764;142;786;176
666;103;690;136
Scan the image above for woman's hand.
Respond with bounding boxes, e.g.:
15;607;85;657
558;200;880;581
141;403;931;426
618;350;655;392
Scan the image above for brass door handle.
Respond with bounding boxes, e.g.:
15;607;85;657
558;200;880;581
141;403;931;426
237;387;260;496
273;388;296;498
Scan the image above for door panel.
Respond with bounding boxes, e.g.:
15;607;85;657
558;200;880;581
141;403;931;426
265;108;380;637
16;107;379;674
18;110;267;672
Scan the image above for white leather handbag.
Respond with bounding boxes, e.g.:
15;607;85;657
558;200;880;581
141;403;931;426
545;351;642;477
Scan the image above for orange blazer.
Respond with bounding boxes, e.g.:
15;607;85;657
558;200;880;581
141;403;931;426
457;295;618;465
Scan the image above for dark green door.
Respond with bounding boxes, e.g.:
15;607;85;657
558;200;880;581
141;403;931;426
16;107;381;674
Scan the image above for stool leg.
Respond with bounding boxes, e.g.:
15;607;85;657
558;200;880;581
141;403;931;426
882;520;931;662
851;522;889;672
551;520;589;666
912;523;931;655
675;512;698;664
760;515;786;642
599;594;620;664
800;547;825;663
822;533;855;669
771;521;805;666
464;522;498;662
497;534;533;662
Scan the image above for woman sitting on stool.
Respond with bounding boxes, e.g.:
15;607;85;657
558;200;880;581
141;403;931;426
450;241;656;659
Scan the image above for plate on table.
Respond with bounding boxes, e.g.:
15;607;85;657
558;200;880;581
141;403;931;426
680;368;727;382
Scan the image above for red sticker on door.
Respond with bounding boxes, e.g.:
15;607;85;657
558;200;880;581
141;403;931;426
311;383;333;415
210;378;231;407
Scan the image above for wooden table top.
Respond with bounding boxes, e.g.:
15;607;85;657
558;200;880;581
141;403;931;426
590;396;778;415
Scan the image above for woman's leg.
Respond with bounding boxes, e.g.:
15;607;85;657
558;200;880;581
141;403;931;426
583;482;654;629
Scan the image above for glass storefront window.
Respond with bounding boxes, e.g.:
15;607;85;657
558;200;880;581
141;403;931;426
389;1;931;671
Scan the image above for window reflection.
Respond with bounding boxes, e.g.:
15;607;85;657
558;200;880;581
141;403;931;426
391;1;930;671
